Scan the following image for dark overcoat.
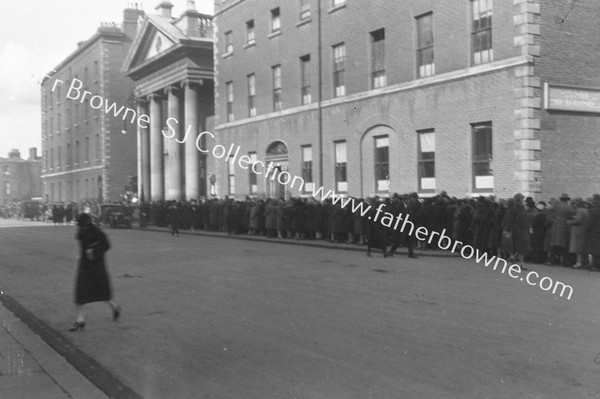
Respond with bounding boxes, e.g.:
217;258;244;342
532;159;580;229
75;225;112;305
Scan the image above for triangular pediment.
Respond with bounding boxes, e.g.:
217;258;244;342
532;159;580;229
144;30;175;61
123;16;181;73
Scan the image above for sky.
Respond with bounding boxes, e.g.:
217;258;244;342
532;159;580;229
0;0;214;159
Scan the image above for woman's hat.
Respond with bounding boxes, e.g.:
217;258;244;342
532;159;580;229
525;197;535;207
559;193;571;201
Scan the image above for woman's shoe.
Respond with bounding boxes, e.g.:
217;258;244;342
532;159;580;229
68;321;85;332
113;306;121;321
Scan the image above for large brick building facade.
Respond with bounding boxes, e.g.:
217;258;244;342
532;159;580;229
41;6;145;203
211;0;600;200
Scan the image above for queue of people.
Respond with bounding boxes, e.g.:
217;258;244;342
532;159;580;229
139;191;600;269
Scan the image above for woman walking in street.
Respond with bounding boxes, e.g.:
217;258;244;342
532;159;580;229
68;213;121;331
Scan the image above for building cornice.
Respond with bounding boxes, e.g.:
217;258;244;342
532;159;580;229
215;55;532;131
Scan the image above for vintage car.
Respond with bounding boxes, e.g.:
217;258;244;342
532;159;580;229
21;200;44;221
99;204;133;228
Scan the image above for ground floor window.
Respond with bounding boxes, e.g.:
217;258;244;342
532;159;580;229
334;141;347;192
418;129;435;191
472;122;493;190
374;136;389;192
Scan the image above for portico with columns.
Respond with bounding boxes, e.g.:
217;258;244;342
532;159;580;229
123;1;214;201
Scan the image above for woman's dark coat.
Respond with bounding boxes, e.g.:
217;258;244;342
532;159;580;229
75;224;112;305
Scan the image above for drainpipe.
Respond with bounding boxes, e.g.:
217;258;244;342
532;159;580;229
317;0;324;187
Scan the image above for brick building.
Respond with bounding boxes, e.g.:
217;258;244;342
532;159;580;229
0;149;42;204
41;6;145;203
123;1;215;202
211;0;600;200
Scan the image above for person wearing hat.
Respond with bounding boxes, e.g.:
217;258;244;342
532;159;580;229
586;194;600;270
548;193;574;266
567;197;589;268
68;213;121;331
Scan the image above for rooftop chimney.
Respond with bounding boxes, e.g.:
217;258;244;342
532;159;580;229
155;1;174;18
29;147;38;161
123;4;145;39
8;149;21;160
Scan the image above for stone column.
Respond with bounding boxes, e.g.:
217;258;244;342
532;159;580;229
138;99;151;201
149;93;164;201
164;86;183;200
183;80;200;200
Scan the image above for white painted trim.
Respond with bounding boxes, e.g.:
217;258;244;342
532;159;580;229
42;165;104;178
215;55;531;131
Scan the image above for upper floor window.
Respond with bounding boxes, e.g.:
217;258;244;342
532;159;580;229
226;81;234;122
228;156;236;195
246;20;255;45
416;12;434;77
300;0;311;20
472;0;493;65
224;31;233;54
332;43;346;97
272;65;282;111
300;55;311;105
247;74;256;117
370;28;386;89
2;165;9;176
4;182;9;196
271;7;281;33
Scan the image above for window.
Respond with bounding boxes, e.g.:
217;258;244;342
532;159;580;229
85;137;90;163
374;136;389;192
94;61;99;82
271;8;281;32
249;152;258;194
58;146;62;169
4;182;9;196
75;140;80;164
333;43;346;97
228;156;236;195
272;65;282;111
334;141;347;192
300;55;311;105
44;151;48;170
417;130;436;191
50;117;54;135
96;134;101;160
472;122;493;190
50;148;54;170
370;28;386;89
246;20;255;45
302;145;313;192
247;74;256;117
2;166;9;176
84;67;88;83
472;0;493;65
416;12;434;77
300;0;311;20
225;31;233;54
226;81;234;122
66;143;71;167
57;113;61;133
67;107;71;127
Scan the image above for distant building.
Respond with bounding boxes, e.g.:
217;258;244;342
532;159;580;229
212;0;600;199
0;148;42;204
41;6;145;203
123;1;215;201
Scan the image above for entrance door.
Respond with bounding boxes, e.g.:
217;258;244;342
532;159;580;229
265;141;289;199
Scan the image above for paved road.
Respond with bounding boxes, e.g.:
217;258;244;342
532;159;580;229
1;222;600;398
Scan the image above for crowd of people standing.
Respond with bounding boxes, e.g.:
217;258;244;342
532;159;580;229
141;191;600;269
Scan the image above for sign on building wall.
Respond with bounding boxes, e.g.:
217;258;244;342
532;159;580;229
544;83;600;113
